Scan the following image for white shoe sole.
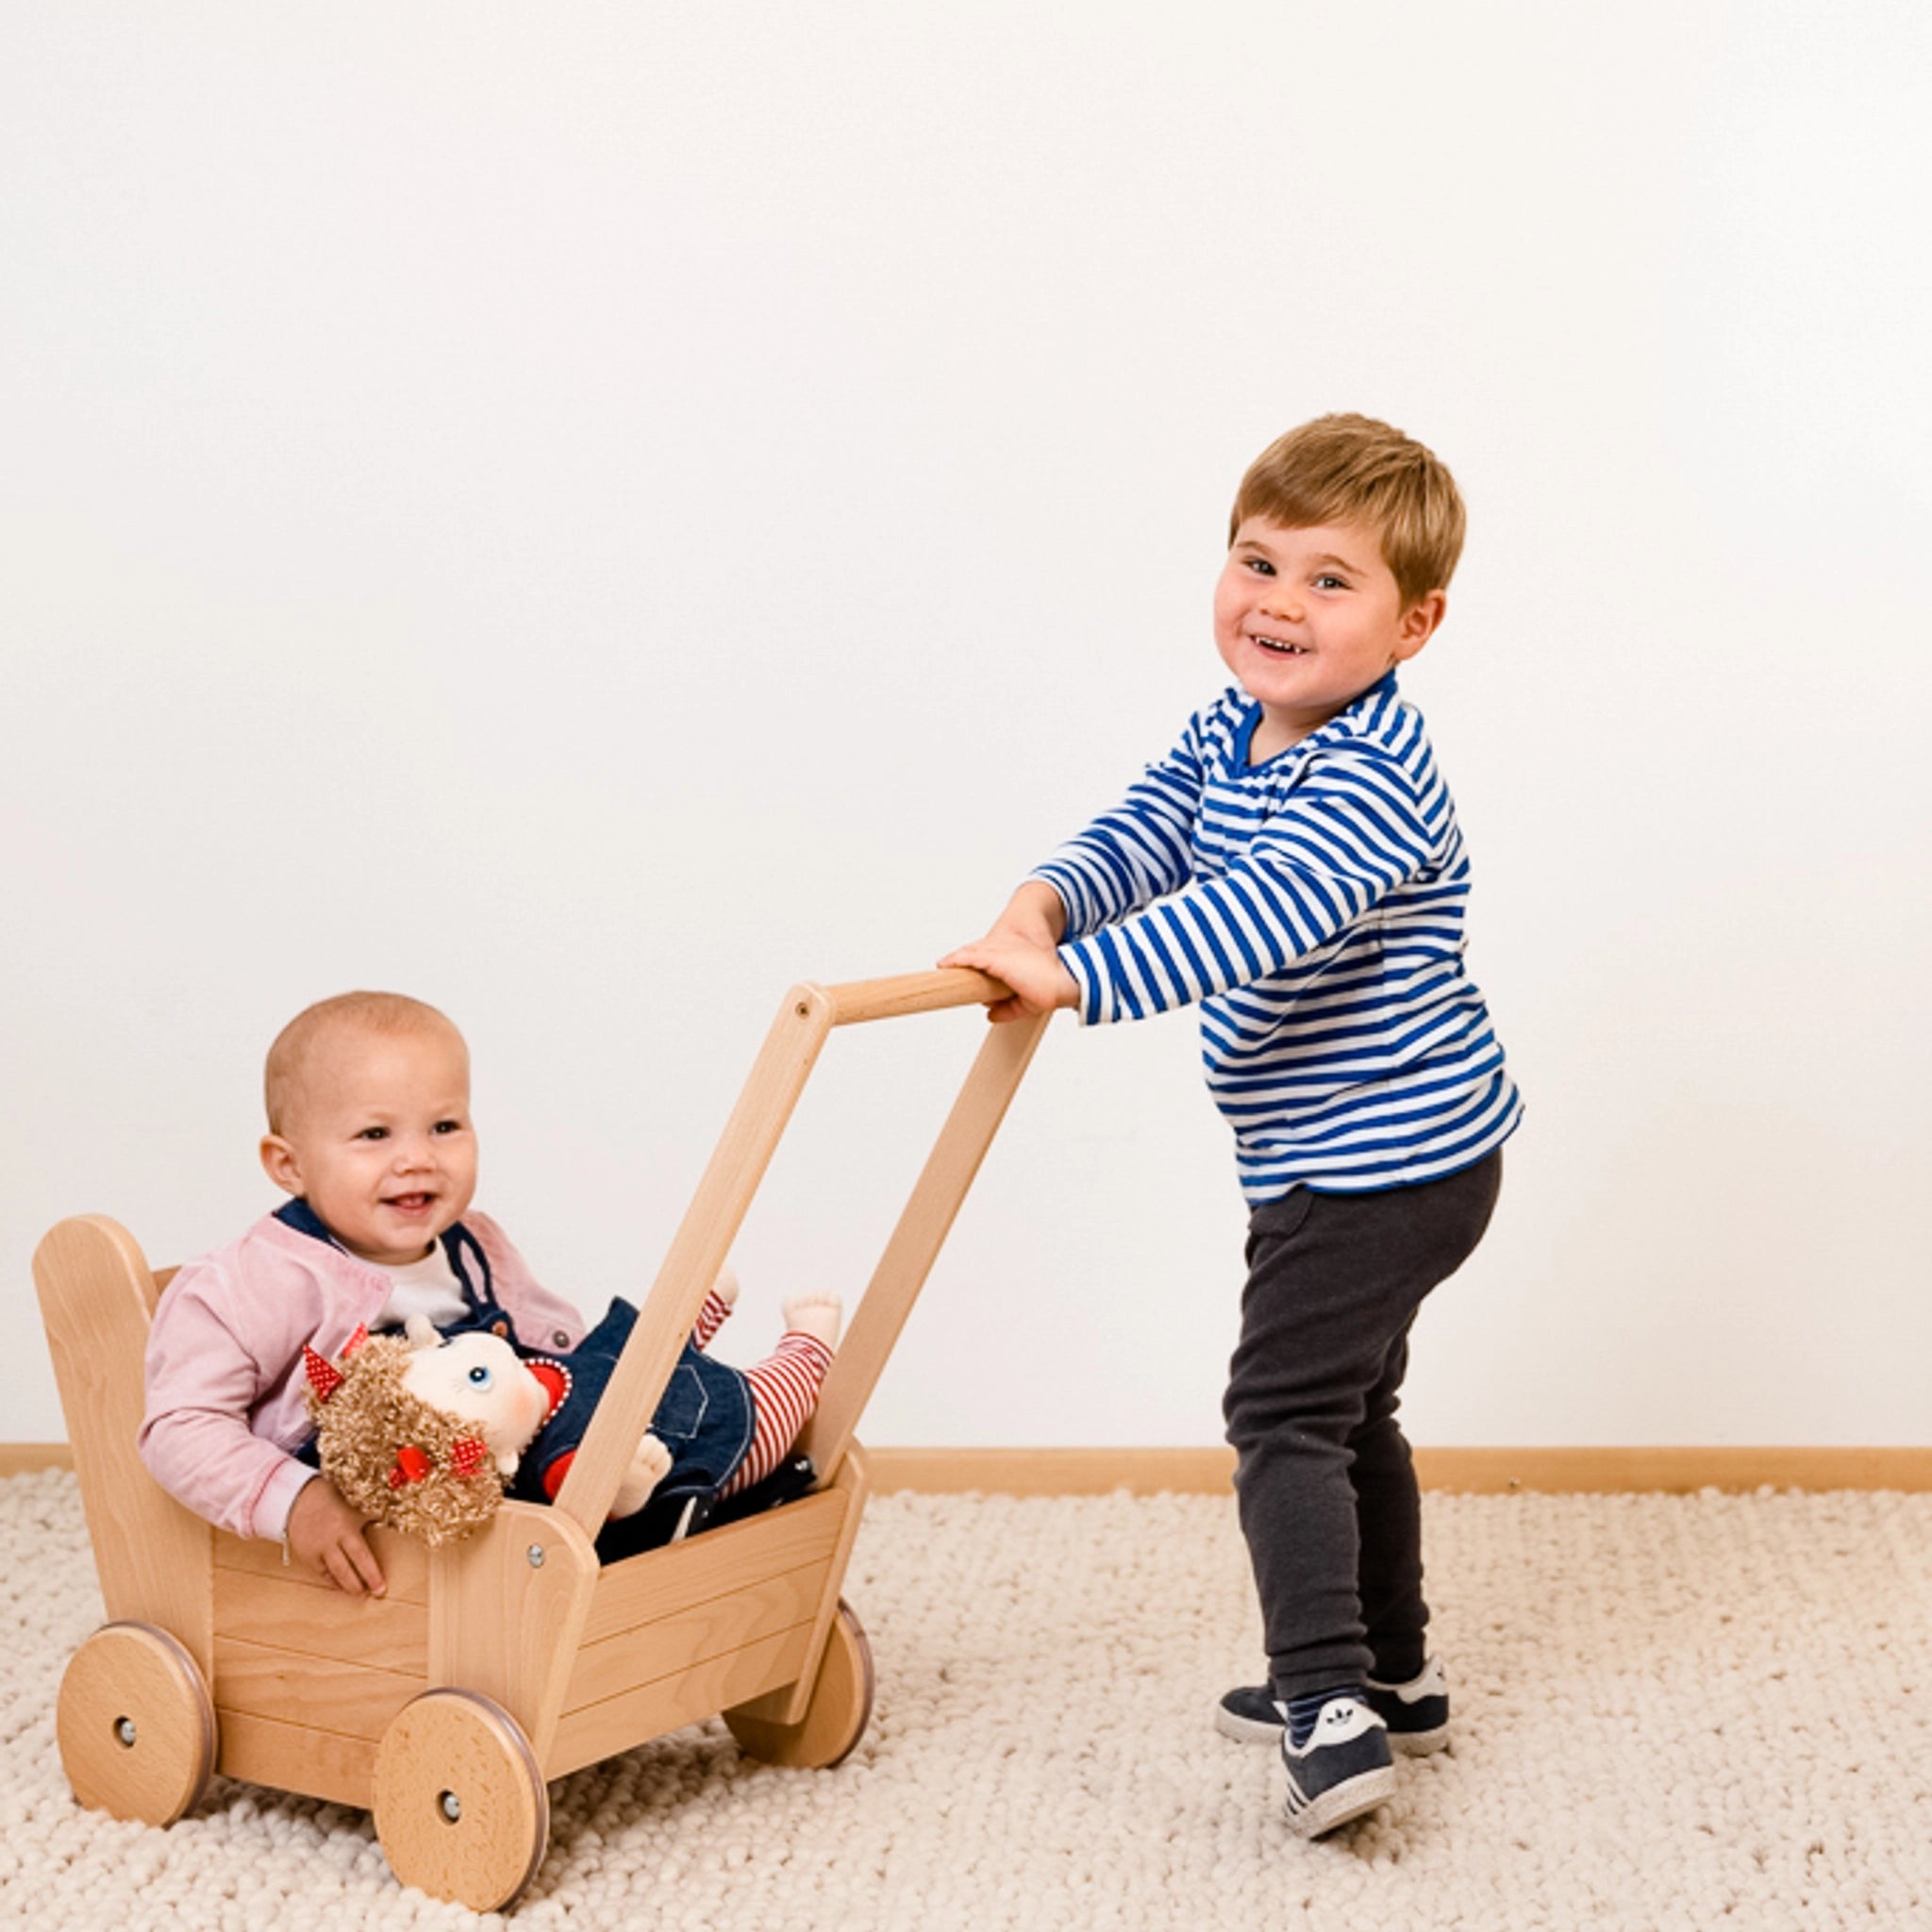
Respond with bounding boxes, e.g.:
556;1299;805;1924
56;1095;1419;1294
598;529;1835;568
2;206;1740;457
1215;1702;1285;1745
1217;1701;1449;1756
1282;1760;1397;1840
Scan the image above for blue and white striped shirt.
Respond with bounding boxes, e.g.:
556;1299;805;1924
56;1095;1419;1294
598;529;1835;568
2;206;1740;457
1034;674;1522;1203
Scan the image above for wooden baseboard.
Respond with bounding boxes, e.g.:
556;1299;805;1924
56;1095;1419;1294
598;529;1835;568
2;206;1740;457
8;1441;1930;1494
858;1445;1932;1496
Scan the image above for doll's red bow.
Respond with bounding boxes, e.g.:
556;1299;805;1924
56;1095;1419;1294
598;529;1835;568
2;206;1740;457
387;1435;491;1487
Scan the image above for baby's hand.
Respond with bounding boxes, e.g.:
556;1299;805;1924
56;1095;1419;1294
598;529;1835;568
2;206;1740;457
285;1476;387;1597
939;933;1078;1024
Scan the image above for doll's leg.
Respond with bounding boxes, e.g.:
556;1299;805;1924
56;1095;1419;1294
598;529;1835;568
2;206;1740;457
691;1269;741;1352
720;1297;840;1496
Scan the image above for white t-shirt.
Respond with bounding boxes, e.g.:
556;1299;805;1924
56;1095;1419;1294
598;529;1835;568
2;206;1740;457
375;1243;470;1331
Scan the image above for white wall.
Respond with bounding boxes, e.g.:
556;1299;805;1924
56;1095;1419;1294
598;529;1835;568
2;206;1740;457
4;2;1927;1450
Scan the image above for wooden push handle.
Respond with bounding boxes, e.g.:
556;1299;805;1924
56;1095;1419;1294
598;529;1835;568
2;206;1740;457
821;968;1012;1025
551;967;1028;1539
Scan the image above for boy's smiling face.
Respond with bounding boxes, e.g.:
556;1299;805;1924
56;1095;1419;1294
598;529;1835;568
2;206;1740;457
259;1021;478;1265
1213;518;1445;758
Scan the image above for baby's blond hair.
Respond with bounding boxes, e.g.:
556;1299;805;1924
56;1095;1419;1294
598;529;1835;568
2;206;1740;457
1230;413;1466;608
265;991;461;1134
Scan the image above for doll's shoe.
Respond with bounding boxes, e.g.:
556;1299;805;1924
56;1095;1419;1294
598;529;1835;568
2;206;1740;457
1217;1657;1450;1756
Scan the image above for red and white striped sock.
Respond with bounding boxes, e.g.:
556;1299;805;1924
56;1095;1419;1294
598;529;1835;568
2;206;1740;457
691;1287;733;1352
723;1331;835;1496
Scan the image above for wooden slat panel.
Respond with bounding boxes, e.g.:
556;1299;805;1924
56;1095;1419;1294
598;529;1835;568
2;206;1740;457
548;1624;812;1779
581;1490;846;1647
213;1635;422;1741
213;1523;430;1606
214;1566;428;1674
216;1707;375;1810
565;1560;828;1717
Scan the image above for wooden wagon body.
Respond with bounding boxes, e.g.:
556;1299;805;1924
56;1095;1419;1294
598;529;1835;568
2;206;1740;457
35;970;1046;1909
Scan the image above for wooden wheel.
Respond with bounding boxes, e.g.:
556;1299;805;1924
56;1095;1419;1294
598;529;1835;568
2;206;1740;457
372;1689;549;1912
725;1598;875;1769
57;1622;217;1827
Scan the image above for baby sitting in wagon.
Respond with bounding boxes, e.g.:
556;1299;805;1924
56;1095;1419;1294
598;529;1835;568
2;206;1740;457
140;991;840;1594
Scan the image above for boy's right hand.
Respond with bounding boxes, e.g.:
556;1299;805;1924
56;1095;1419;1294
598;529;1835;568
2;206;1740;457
941;933;1079;1022
285;1476;387;1596
983;880;1067;953
941;884;1078;1024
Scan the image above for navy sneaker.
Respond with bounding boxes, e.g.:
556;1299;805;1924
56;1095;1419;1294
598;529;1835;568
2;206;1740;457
1279;1693;1395;1839
1216;1657;1450;1755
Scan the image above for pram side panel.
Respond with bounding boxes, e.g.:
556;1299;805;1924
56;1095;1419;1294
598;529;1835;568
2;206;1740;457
546;1478;858;1777
208;1529;432;1805
33;1217;215;1676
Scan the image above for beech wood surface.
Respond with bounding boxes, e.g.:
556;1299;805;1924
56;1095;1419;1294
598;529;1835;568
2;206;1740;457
215;1707;375;1808
547;1622;816;1777
373;1689;549;1913
33;1218;214;1675
822;966;1011;1025
57;1621;217;1826
578;1487;845;1646
212;1634;423;1741
563;1558;827;1717
213;1566;430;1674
214;1521;430;1604
724;1600;874;1770
428;1500;599;1767
758;1444;870;1726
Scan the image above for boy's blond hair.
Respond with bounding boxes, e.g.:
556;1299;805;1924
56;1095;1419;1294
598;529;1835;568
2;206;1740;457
1230;413;1466;608
265;991;461;1134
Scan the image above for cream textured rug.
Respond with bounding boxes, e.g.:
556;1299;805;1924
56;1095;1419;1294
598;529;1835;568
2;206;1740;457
3;1470;1929;1930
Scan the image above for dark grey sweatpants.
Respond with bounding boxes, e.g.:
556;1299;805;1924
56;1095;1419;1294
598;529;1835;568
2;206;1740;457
1223;1151;1503;1702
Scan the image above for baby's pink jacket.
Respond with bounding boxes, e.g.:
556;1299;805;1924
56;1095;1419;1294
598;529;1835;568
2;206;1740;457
140;1208;590;1541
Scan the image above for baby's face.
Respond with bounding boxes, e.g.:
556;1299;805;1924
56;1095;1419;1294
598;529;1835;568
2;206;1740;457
261;1022;478;1265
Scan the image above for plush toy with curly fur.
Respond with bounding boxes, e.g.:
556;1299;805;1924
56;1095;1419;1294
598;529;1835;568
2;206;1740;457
303;1326;506;1546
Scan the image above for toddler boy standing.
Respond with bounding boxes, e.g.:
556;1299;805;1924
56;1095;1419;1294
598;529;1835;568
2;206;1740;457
943;413;1522;1837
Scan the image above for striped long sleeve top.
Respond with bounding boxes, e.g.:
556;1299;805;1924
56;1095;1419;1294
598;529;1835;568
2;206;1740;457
1033;674;1523;1203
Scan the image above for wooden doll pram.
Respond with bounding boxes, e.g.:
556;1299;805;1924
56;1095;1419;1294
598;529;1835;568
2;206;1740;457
33;969;1046;1911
